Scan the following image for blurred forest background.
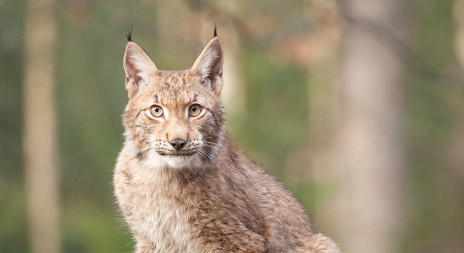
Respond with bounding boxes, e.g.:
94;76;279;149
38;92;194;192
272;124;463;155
1;0;464;252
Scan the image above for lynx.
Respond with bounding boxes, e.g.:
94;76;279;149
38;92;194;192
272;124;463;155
114;30;341;253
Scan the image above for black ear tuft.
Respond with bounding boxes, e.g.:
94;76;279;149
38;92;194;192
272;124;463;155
213;24;217;37
127;27;133;42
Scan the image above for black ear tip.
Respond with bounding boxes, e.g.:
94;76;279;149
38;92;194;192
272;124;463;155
127;27;133;42
213;24;217;37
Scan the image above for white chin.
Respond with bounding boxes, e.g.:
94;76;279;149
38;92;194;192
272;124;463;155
163;155;196;169
143;151;198;169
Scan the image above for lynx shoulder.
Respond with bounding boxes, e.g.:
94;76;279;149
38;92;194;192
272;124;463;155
113;32;341;253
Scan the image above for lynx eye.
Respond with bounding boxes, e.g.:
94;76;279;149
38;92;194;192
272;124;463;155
147;105;164;118
188;104;203;118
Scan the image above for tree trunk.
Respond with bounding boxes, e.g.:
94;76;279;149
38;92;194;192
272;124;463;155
329;0;409;252
23;0;60;252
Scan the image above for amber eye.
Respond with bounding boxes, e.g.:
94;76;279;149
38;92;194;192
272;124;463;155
148;105;163;118
188;104;203;117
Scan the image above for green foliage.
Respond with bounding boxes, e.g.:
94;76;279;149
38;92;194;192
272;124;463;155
235;46;309;176
1;0;464;252
62;204;132;253
403;0;464;251
0;184;29;253
0;1;27;251
0;0;25;180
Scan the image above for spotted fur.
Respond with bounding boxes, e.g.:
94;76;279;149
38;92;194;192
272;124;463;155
114;36;341;253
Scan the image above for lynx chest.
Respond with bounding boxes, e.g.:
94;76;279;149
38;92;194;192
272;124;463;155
114;165;201;252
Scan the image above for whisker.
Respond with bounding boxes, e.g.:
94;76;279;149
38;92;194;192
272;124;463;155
196;149;207;158
200;143;216;149
201;141;218;145
197;148;215;162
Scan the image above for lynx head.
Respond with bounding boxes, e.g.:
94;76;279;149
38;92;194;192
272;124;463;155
122;36;225;170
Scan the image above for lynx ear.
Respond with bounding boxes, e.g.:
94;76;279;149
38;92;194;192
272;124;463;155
123;42;157;98
191;37;223;94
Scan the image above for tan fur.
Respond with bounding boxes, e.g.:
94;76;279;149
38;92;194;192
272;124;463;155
114;36;341;253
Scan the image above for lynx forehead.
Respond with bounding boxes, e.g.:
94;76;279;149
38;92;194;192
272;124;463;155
114;31;341;252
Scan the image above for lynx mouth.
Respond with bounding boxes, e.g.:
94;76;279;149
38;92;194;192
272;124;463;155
157;151;196;157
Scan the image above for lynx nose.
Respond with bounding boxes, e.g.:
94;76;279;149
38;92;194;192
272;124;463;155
169;138;186;151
